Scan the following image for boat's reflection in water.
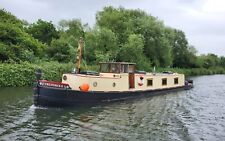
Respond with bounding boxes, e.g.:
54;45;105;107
32;91;184;140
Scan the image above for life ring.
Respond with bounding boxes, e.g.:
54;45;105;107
138;76;144;86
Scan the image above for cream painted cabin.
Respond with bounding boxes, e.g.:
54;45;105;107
62;62;185;92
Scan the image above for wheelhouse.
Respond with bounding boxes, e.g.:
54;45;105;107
99;62;136;73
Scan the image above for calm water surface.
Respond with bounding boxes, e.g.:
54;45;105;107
0;75;225;141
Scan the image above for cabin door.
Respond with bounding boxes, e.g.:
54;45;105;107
129;73;135;89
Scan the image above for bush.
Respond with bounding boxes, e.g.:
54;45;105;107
0;61;73;87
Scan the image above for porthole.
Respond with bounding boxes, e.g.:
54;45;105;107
63;75;67;80
93;82;97;87
112;82;116;87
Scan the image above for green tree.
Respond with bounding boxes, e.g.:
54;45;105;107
96;6;132;44
55;19;86;62
0;9;23;28
0;9;46;62
202;54;219;68
172;30;197;68
0;22;46;62
220;57;225;68
59;19;85;40
26;19;59;45
83;31;98;63
47;38;75;62
96;6;174;67
119;34;151;69
94;28;118;62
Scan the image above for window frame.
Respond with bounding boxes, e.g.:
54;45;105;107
147;79;153;87
162;78;167;86
174;77;179;84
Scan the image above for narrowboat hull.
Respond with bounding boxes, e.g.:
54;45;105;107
33;83;193;107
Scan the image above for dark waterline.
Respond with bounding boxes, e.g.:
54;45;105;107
0;75;225;141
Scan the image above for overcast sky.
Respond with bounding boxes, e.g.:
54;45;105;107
1;0;225;56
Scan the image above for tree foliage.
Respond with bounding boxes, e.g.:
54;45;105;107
1;7;225;71
120;34;152;70
96;7;174;67
94;28;118;62
172;30;196;68
0;9;23;27
47;38;75;62
0;10;47;62
26;19;59;45
47;19;86;63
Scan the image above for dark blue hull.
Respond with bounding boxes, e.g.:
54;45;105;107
33;83;193;108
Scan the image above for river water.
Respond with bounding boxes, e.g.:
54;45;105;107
0;75;225;141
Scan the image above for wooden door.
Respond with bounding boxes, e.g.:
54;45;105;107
129;73;135;89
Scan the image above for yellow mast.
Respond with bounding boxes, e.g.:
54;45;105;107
76;37;84;74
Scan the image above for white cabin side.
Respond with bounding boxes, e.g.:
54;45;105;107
133;73;185;91
61;62;185;92
62;73;129;91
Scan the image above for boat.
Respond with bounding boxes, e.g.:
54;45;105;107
33;38;193;107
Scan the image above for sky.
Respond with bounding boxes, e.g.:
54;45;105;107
1;0;225;56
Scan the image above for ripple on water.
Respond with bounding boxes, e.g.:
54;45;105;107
1;75;225;140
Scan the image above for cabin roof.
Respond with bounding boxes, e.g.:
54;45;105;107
99;62;136;65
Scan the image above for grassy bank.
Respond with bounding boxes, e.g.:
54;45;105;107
1;62;225;87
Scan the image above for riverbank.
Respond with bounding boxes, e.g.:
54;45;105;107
1;62;225;87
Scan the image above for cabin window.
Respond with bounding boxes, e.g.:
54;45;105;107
100;64;109;73
147;79;153;86
162;78;167;86
121;64;128;73
174;78;179;84
100;63;136;73
110;64;120;73
128;65;135;73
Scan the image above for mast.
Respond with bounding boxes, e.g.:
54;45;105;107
75;37;84;74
